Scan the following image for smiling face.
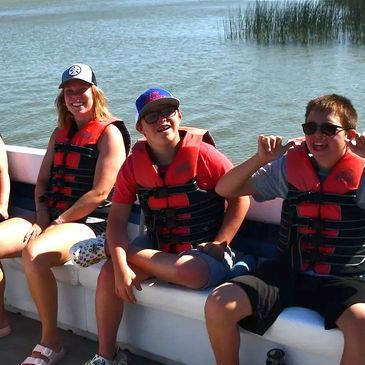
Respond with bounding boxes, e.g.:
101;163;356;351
304;108;354;170
63;79;94;123
137;103;182;149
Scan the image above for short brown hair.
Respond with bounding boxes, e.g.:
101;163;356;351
305;94;357;130
55;85;112;128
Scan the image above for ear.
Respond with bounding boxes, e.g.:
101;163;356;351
136;121;144;134
177;109;183;120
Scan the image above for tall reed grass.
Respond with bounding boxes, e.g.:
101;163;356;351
223;0;365;45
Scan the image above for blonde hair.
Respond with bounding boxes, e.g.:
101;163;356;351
55;85;112;128
305;94;357;130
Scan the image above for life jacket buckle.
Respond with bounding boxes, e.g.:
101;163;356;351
162;209;177;228
54;166;65;175
55;180;65;187
308;218;324;231
153;187;169;198
309;251;322;263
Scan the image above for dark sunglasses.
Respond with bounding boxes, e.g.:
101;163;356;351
143;106;177;125
301;122;348;136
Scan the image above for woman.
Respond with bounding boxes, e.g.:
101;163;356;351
0;64;130;365
0;135;10;224
0;134;10;339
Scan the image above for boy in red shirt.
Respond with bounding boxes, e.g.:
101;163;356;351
85;88;249;365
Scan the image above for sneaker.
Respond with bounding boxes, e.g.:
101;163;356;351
70;233;107;268
84;350;128;365
115;349;128;365
84;354;115;365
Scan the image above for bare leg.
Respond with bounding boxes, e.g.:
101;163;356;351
336;303;365;365
127;245;209;289
95;260;123;359
0;217;33;328
95;258;151;359
0;262;8;329
205;282;253;365
22;223;95;354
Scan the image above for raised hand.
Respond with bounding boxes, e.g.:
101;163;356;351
257;135;296;164
347;132;365;158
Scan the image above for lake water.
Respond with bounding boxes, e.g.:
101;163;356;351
1;0;365;164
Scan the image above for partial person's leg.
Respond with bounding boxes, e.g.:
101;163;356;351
0;217;33;331
205;271;284;365
205;282;252;365
336;303;365;365
22;223;95;356
127;245;210;289
95;259;124;360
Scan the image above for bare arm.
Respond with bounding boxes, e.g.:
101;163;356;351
215;196;250;245
21;130;58;242
34;130;56;225
197;195;250;260
216;135;294;198
106;202;140;303
0;137;10;221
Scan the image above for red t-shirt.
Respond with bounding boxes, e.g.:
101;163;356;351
113;141;233;204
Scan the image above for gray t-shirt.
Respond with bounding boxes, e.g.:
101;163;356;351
251;155;365;208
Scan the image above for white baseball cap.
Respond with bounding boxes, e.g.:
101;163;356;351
59;63;97;88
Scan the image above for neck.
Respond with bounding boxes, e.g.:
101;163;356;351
74;116;93;129
151;145;177;165
149;138;180;165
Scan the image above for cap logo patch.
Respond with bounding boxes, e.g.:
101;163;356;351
68;65;82;76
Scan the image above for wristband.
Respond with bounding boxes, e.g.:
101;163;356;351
53;216;65;225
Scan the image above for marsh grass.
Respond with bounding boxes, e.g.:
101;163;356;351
223;0;365;45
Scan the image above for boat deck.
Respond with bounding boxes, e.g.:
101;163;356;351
0;311;164;365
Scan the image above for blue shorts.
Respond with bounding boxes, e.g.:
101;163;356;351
131;235;235;289
180;247;235;288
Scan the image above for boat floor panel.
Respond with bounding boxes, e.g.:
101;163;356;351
0;311;164;365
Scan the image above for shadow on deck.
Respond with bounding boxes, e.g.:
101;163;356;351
0;311;164;365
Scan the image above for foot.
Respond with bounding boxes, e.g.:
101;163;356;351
21;344;65;365
84;349;128;365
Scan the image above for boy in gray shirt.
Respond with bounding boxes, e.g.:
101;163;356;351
205;94;365;365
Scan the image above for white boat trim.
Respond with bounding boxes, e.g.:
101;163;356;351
4;145;343;365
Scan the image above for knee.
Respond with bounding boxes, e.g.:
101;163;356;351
97;260;115;290
173;264;204;289
205;287;228;324
339;303;365;338
205;283;250;324
22;244;49;271
22;244;38;266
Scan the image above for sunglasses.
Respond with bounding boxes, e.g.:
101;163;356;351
301;122;348;136
143;106;177;125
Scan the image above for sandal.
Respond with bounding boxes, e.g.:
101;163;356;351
21;344;65;365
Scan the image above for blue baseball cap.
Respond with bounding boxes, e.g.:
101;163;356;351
135;88;180;122
59;63;97;88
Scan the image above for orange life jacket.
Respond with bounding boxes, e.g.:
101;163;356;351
132;128;225;253
46;117;130;220
278;141;365;275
